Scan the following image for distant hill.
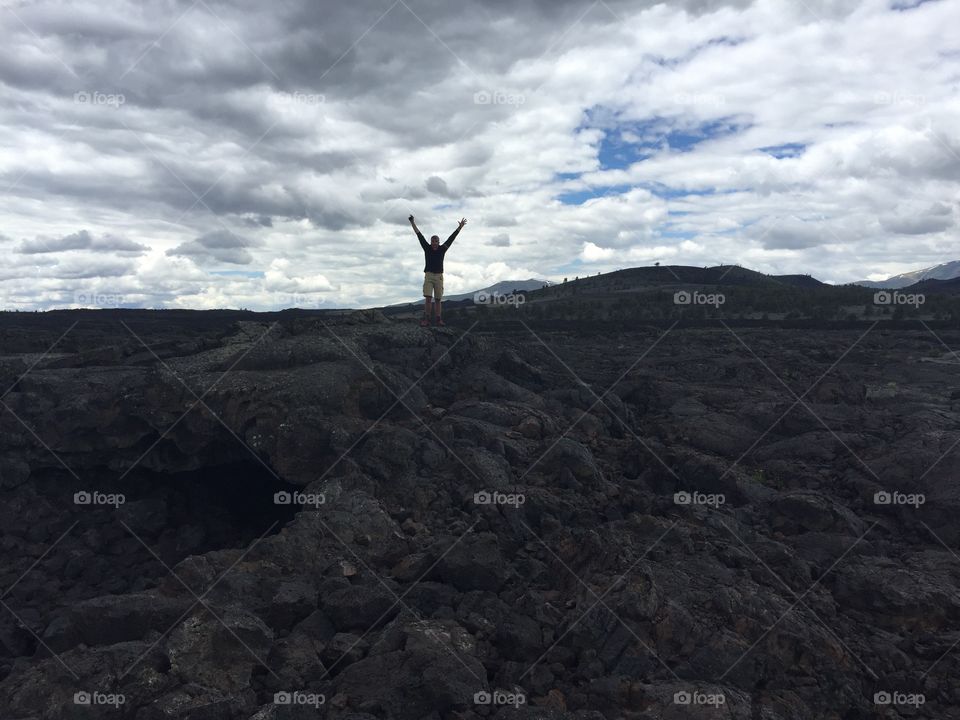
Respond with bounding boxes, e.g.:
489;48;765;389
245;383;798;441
387;278;552;308
772;274;826;288
520;265;822;293
855;260;960;289
441;278;553;303
901;276;960;296
379;263;960;323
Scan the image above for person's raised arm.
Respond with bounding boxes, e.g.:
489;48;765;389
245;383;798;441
443;218;467;248
409;215;428;250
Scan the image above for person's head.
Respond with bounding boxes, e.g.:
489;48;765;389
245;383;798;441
430;235;440;249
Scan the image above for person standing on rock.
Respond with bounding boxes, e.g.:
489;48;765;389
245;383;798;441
409;214;467;327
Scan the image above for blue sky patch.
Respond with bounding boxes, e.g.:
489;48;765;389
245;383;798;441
556;106;751;205
596;115;753;170
645;185;723;200
558;184;632;205
757;142;807;158
658;229;697;240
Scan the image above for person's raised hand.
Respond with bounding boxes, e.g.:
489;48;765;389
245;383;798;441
458;218;467;228
408;214;415;223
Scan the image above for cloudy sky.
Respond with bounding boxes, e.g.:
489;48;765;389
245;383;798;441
0;0;957;310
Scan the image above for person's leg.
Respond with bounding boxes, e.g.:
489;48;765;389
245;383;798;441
421;274;433;325
434;274;444;324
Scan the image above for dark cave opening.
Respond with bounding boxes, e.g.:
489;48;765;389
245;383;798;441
127;460;303;560
0;458;303;670
67;458;304;571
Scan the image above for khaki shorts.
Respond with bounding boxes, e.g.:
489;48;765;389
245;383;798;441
423;272;444;299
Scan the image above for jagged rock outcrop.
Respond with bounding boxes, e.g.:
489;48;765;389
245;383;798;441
1;311;959;718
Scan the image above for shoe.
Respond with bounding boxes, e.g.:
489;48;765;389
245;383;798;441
435;318;445;326
419;318;430;327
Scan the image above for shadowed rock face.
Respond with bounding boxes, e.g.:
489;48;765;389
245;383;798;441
1;309;960;719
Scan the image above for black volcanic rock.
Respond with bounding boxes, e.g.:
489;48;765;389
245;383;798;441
1;310;959;719
321;584;399;631
433;532;508;592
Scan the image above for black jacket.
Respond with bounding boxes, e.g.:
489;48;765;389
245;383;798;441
418;228;461;273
